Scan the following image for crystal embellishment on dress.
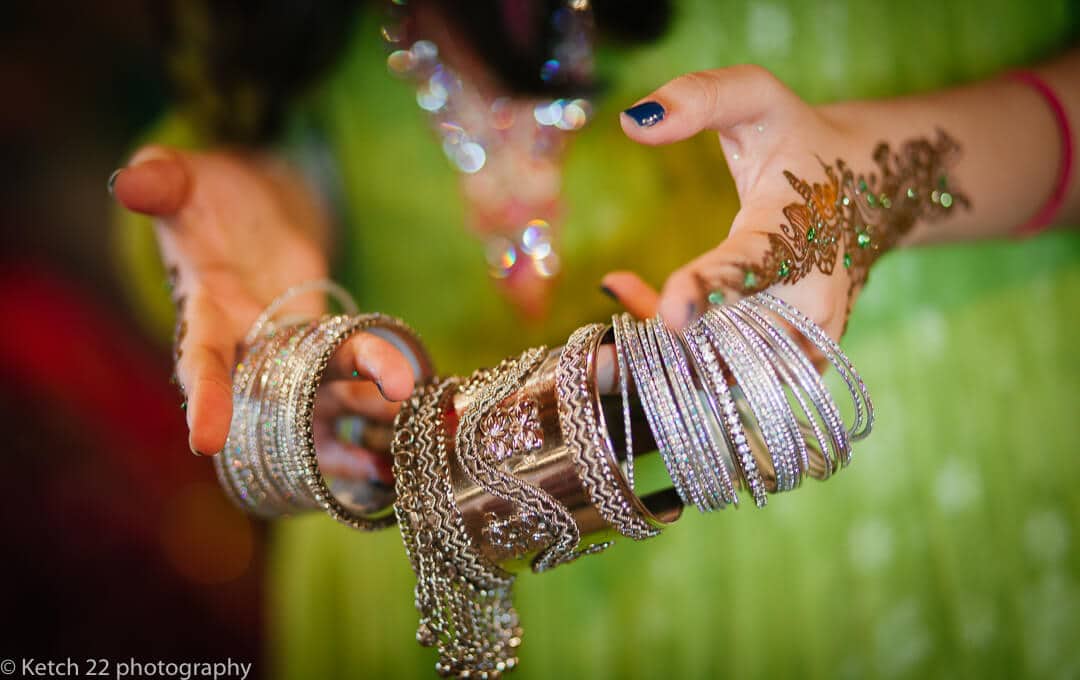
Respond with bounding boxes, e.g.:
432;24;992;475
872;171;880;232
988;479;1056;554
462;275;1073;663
381;0;595;291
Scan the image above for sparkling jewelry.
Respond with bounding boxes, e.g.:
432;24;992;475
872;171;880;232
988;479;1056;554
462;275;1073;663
559;324;658;540
214;280;434;527
730;300;846;476
622;310;695;509
393;378;522;679
750;292;873;445
213;283;877;678
610;313;636;490
718;131;969;315
653;317;738;508
699;308;799;491
455;345;590;572
718;305;810;480
381;0;595;301
681;321;768;507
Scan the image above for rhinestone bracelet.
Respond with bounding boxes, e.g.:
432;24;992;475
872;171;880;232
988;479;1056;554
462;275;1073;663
731;301;848;476
699;309;795;491
751;293;873;444
211;284;877;679
718;305;810;481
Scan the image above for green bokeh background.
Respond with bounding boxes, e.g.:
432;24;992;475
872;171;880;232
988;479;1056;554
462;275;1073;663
116;0;1080;677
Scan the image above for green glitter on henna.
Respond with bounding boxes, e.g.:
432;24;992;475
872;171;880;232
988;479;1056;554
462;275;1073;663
736;129;970;308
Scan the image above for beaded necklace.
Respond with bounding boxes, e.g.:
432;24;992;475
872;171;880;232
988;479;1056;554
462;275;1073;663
381;1;595;318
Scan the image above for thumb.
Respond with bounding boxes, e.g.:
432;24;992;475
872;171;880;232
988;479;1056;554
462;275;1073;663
619;65;792;146
653;224;781;329
110;145;191;217
654;209;846;337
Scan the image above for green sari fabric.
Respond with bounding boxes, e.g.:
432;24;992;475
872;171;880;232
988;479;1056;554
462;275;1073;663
114;0;1080;677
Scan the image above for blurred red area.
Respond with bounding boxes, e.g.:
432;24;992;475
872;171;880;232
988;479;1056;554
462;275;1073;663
0;1;263;670
0;263;263;665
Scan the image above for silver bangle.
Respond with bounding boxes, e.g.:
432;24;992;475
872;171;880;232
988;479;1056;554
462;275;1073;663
610;315;636;491
652;317;736;509
613;313;691;507
718;305;810;483
637;316;705;510
731;300;848;477
680;322;766;507
698;308;796;492
751;293;874;447
214;309;434;529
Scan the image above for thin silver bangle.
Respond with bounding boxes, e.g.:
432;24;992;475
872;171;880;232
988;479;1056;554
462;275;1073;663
719;305;810;481
638;317;706;511
680;322;764;507
652;317;736;509
732;300;848;476
615;313;693;508
699;308;797;492
610;316;636;491
753;293;874;446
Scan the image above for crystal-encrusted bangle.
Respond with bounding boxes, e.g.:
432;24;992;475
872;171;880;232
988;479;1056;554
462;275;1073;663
751;293;874;446
699;308;798;492
731;300;848;476
214;311;434;529
680;322;763;507
718;305;810;482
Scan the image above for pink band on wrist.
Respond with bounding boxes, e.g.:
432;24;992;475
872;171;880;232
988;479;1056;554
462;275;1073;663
1011;70;1074;237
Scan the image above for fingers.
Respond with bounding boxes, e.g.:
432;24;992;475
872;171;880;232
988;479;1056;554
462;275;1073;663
324;331;416;401
595;343;619;395
649;217;847;343
620;65;791;146
655;227;773;329
111;145;191;217
601;271;660;319
316;440;394;486
312;418;394;485
174;292;237;455
314;381;402;423
603;226;772;332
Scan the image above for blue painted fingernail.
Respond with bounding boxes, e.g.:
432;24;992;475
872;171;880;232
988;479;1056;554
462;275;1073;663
623;101;666;127
600;285;617;301
686;301;698;320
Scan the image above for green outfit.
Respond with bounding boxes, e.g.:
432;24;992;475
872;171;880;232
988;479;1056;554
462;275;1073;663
117;0;1080;677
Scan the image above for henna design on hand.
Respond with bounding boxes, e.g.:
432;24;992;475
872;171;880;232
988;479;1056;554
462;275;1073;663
737;130;970;309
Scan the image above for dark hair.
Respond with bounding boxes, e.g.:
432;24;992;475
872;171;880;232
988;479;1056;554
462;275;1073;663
155;0;672;144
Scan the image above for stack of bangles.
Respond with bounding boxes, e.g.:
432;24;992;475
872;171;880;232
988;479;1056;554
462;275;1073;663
214;281;874;679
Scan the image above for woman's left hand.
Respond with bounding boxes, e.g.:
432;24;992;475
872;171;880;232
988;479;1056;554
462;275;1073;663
602;65;899;341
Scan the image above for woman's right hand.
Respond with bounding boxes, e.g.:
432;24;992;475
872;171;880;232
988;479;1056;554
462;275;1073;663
112;146;416;463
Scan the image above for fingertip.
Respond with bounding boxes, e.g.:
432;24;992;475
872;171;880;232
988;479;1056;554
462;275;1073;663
658;294;698;331
348;333;415;402
112;146;190;216
601;271;661;319
186;377;233;455
619;101;672;146
601;270;644;293
376;370;415;402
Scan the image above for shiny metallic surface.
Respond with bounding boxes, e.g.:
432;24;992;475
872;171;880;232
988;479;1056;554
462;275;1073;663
448;347;678;572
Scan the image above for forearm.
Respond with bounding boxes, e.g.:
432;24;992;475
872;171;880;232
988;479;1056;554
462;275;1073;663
822;47;1079;246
